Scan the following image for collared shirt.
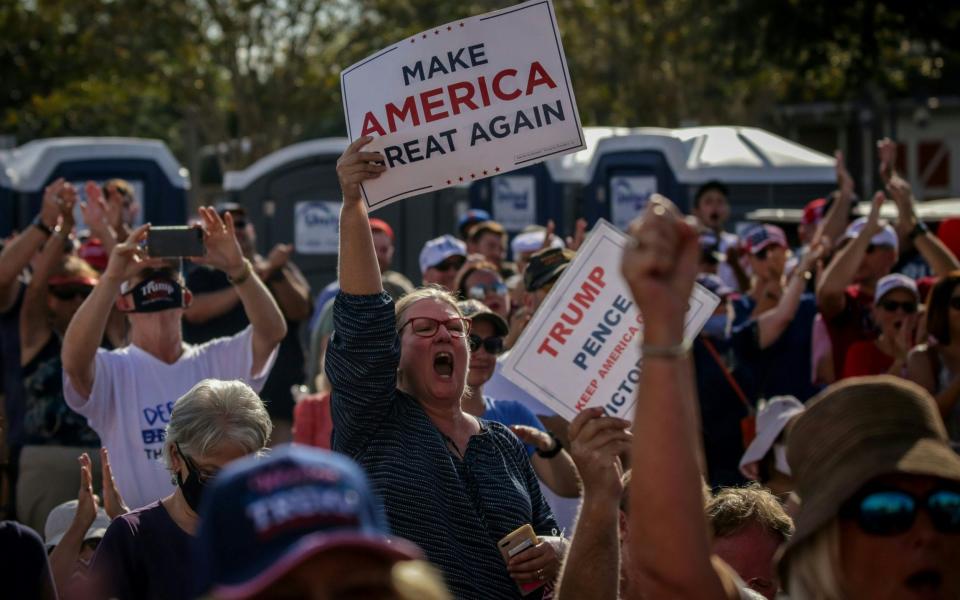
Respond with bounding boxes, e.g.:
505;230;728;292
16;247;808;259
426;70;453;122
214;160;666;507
326;292;558;600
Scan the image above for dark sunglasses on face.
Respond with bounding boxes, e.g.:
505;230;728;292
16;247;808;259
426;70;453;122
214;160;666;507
399;316;471;338
879;299;917;313
468;334;505;355
841;487;960;536
755;246;775;261
433;257;465;272
468;282;507;300
48;285;94;301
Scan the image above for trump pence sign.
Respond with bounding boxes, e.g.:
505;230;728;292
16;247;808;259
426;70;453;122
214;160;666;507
340;0;585;209
501;220;720;421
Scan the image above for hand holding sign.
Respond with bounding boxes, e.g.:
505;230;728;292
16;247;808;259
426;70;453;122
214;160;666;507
336;136;387;205
621;195;700;345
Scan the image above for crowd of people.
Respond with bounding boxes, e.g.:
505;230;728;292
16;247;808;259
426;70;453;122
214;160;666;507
0;134;958;599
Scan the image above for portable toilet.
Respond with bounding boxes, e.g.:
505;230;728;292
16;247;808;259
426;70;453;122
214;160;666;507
0;150;12;237
2;137;189;235
468;127;630;243
582;126;836;230
223;138;467;291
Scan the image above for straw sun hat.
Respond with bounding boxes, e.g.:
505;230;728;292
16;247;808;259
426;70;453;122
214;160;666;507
780;375;960;562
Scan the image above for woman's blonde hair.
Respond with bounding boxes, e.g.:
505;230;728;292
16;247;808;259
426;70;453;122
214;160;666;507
395;285;464;327
783;520;844;600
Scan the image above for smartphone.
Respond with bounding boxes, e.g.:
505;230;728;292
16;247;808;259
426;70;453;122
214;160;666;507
146;226;205;258
498;523;545;595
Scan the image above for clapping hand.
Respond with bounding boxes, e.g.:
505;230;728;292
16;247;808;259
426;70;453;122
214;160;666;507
81;181;113;240
100;447;128;519
835;150;854;201
76;453;100;531
566;218;588;252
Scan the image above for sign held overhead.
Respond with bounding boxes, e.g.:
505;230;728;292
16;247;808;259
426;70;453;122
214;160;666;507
340;0;585;210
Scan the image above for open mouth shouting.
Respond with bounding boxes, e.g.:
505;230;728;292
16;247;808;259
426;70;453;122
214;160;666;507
904;568;944;599
433;351;454;379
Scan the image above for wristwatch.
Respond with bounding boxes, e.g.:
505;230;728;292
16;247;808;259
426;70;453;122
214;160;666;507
536;432;563;458
32;214;53;237
909;221;930;241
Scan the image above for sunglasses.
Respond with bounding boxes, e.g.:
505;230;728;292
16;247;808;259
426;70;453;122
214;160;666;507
399;316;471;338
468;334;505;355
467;282;507;300
433;257;466;273
48;285;94;301
878;299;917;314
841;487;960;536
754;246;780;260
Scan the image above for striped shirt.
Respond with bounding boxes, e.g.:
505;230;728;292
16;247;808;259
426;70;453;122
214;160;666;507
327;292;558;600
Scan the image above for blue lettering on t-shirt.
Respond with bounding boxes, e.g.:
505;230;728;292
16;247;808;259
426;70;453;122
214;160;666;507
143;401;176;426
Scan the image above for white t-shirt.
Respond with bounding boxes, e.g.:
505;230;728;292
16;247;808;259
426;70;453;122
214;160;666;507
718;231;741;292
64;326;276;509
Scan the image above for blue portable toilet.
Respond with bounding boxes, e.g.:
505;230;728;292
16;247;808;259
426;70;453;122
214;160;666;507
223;138;468;291
468;127;630;242
3;137;189;235
582;126;836;230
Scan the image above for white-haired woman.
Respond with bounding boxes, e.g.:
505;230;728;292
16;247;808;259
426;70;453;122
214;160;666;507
327;138;561;600
89;379;272;600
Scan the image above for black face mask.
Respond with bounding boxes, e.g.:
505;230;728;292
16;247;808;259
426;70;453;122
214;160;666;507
123;277;185;313
175;443;207;513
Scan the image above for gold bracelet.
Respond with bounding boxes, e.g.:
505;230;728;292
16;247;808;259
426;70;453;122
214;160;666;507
228;259;253;286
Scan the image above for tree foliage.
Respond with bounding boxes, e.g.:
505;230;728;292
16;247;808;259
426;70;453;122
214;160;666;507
2;0;958;171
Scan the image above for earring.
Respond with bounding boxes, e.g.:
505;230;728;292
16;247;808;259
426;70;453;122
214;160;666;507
170;474;177;486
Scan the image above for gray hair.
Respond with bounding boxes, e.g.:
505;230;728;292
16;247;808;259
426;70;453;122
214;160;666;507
164;379;272;470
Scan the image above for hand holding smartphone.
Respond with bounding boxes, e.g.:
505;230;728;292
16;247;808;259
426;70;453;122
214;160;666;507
498;523;546;595
145;226;205;258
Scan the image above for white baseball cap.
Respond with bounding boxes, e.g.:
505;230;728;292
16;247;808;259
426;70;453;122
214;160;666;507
418;235;466;275
510;230;564;257
875;273;920;303
739;396;806;480
44;500;112;549
843;217;899;254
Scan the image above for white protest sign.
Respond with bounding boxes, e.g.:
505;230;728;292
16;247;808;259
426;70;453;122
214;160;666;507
492;175;537;232
501;219;719;422
340;0;585;210
294;201;341;255
610;175;657;231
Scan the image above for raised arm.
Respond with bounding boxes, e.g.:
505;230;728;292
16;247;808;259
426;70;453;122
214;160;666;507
816;192;885;318
194;207;286;374
554;407;631;600
755;242;825;348
336;136;387;295
622;196;730;600
0;179;64;312
63;224;157;399
81;181;119;255
260;244;312;322
812;151;855;248
20;205;74;364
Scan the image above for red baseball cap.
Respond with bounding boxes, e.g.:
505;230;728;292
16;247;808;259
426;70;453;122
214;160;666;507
802;198;827;227
368;218;394;241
